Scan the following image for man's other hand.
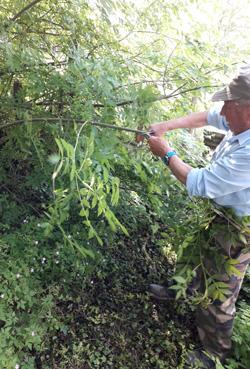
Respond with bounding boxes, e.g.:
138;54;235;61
135;133;145;143
148;136;170;157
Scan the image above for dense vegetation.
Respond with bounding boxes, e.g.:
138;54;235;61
0;1;250;368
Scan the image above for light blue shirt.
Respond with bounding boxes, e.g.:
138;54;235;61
186;108;250;217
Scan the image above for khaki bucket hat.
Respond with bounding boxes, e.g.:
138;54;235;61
212;64;250;102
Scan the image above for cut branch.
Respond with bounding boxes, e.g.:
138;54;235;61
0;119;148;136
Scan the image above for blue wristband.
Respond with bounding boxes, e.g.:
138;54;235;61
161;150;177;165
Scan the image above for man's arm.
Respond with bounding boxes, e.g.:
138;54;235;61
148;137;192;184
148;136;250;199
149;111;208;136
167;155;192;184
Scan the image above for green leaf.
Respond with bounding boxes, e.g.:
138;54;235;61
239;233;248;244
172;275;186;284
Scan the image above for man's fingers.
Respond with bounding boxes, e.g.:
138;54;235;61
135;133;145;143
148;129;156;136
148;136;158;143
147;136;159;150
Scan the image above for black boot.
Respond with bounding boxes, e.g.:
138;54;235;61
149;283;176;300
184;350;216;369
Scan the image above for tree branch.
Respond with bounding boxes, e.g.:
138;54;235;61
131;59;163;75
10;0;43;22
0;84;218;116
158;84;219;101
94;84;218;108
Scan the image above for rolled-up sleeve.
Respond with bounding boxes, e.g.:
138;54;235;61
207;108;229;131
186;149;250;199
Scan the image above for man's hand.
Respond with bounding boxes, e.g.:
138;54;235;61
148;136;171;157
148;122;170;137
135;121;170;143
135;133;145;143
135;112;208;143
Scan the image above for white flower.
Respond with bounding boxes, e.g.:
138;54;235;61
68;234;72;239
55;260;59;264
16;273;21;279
31;331;35;336
30;268;34;273
1;294;4;298
35;241;39;245
56;251;59;255
15;364;20;369
37;223;41;227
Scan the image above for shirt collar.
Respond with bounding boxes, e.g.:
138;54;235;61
230;128;250;145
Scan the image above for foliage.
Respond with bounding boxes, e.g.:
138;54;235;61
0;0;250;368
165;201;250;304
225;301;250;369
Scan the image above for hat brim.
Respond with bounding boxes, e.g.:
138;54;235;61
211;86;240;102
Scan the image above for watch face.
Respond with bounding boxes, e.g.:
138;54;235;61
162;155;169;165
162;151;177;165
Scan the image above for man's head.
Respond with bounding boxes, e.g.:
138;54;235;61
212;64;250;133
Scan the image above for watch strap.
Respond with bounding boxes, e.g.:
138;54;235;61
161;150;177;165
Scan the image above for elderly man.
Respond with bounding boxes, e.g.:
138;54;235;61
145;65;250;368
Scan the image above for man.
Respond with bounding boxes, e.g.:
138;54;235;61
142;65;250;368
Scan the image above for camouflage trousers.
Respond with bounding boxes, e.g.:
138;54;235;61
193;217;250;361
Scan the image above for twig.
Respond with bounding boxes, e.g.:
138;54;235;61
204;62;240;75
132;58;163;75
163;41;181;95
10;0;43;22
114;80;166;90
162;82;189;101
128;30;180;42
157;84;219;101
142;237;154;264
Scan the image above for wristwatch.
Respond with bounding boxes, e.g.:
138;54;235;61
161;150;177;166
